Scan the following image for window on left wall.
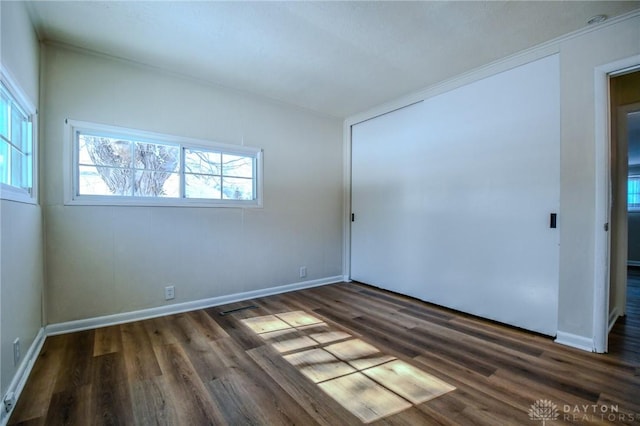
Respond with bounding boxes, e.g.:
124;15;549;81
0;72;36;204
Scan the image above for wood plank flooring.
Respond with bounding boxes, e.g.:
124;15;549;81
9;280;640;425
608;268;640;363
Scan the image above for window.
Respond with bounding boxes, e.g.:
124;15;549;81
0;70;36;203
629;175;640;211
67;120;262;207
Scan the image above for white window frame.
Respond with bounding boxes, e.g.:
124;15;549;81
64;120;263;208
0;65;37;205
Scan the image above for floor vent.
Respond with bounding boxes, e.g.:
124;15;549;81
219;305;258;316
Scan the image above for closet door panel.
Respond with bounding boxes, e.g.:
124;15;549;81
351;55;560;335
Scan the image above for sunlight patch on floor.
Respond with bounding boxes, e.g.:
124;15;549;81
362;359;456;404
241;315;291;334
241;310;456;423
284;348;357;383
276;311;324;327
319;372;412;423
259;328;318;353
308;329;352;345
324;339;396;370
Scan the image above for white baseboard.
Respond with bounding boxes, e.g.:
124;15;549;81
46;276;343;336
608;307;622;333
555;331;595;352
2;276;342;425
1;327;46;426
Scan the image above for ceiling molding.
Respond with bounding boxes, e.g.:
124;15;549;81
25;2;640;119
346;8;640;126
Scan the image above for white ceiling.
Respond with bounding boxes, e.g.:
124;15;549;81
26;1;640;118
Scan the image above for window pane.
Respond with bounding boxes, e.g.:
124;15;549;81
0;90;9;140
185;174;221;199
11;107;28;151
222;154;253;178
0;140;9;184
10;147;24;188
134;170;179;197
22;120;32;154
629;177;640;208
134;142;180;172
0;81;34;198
79;135;132;167
71;122;260;205
222;176;254;200
79;165;131;196
24;147;32;191
185;149;221;175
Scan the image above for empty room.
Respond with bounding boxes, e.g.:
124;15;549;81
2;1;640;424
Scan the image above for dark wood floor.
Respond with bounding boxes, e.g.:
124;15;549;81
608;268;640;363
9;279;640;425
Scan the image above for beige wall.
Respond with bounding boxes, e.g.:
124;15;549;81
0;1;44;397
558;14;640;339
41;44;344;323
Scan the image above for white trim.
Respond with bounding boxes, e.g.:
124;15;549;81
342;121;352;280
0;184;36;205
46;276;342;336
593;55;640;354
608;307;621;333
554;331;595;352
67;119;260;156
1;328;46;426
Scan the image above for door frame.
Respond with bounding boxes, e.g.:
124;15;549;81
614;103;640;318
594;55;640;353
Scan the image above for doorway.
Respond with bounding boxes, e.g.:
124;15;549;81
608;70;640;357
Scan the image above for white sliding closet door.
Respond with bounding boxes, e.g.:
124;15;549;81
351;55;560;336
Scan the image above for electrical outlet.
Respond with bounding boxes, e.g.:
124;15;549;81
165;285;175;300
299;266;307;278
13;338;20;366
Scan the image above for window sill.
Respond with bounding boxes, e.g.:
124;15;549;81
0;184;36;205
65;195;262;208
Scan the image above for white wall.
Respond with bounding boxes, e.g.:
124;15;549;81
41;44;343;324
346;12;640;347
0;1;43;398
